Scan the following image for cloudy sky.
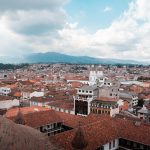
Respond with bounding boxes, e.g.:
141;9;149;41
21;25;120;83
0;0;150;61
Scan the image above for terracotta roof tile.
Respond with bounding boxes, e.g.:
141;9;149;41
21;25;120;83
6;106;49;118
9;109;63;128
96;97;118;102
52;114;150;150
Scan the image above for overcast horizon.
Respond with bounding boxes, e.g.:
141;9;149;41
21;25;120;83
0;0;150;62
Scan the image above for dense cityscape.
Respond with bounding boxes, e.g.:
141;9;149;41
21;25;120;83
0;0;150;149
0;63;150;149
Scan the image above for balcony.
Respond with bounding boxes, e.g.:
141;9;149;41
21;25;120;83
75;96;93;102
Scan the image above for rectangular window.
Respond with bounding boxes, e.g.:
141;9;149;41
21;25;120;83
109;142;111;149
100;146;104;150
113;140;115;147
96;146;104;150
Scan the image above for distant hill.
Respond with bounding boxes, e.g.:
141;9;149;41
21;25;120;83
0;52;146;64
25;52;140;64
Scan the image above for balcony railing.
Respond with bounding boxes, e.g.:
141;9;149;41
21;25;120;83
75;96;93;101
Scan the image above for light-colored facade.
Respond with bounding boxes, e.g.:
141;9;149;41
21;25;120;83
74;85;98;116
119;92;138;110
0;87;11;96
102;139;119;150
0;99;19;109
48;105;75;115
30;91;44;98
89;71;104;86
90;99;119;117
98;79;120;99
137;105;150;122
22;91;44;100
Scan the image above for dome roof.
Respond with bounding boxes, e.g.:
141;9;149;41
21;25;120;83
0;116;58;150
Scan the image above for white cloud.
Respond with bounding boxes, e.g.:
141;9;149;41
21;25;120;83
0;22;30;56
1;9;67;35
0;0;68;55
0;0;150;62
103;6;112;12
0;0;69;11
55;0;150;61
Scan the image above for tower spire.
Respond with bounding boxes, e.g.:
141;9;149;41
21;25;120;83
71;122;88;150
14;108;25;125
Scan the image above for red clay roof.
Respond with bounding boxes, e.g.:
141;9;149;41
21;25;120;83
48;100;74;110
96;97;118;102
14;92;21;97
0;116;58;150
9;109;62;128
52;114;150;150
6;106;49;118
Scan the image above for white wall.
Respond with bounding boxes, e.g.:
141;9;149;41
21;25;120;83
103;139;119;150
0;99;19;109
30;91;44;98
48;105;75;115
117;99;124;107
137;113;146;120
110;107;119;117
0;87;11;96
67;79;89;84
132;96;138;106
22;92;30;100
89;71;104;86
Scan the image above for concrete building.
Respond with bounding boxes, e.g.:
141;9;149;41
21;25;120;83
90;97;119;117
119;92;138;111
0;96;19;109
137;105;150;124
0;87;11;96
74;85;98;116
98;78;120;99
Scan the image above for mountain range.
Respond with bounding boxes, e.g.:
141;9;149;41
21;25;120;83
0;52;147;65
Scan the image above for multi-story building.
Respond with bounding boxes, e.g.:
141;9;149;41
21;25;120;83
98;78;120;99
74;85;98;116
12;109;73;136
0;96;19;109
120;92;138;110
137;105;150;124
90;97;119;117
74;77;121;116
0;87;11;96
